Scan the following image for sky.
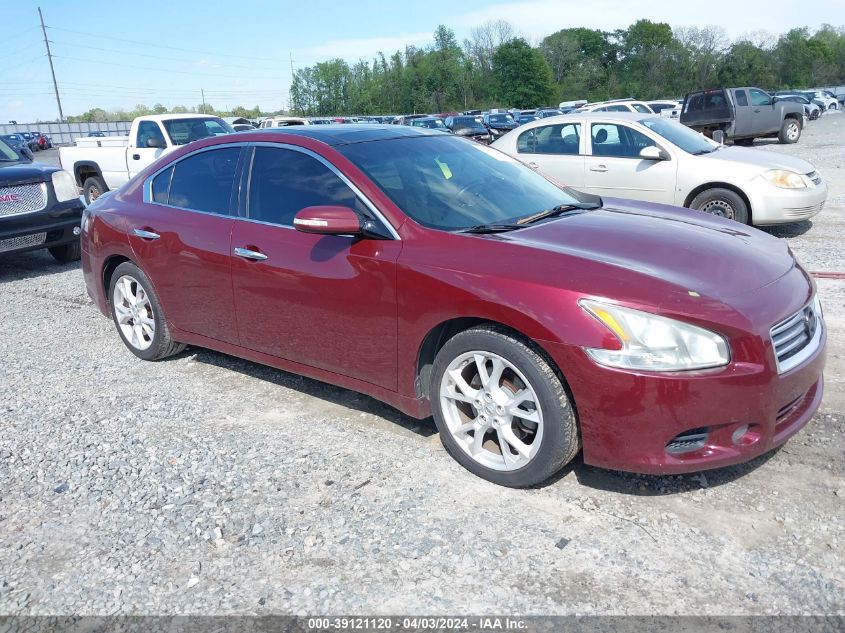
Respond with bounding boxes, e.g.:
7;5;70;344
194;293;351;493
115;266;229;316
2;0;843;123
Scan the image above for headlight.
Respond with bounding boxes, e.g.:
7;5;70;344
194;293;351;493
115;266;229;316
580;299;730;371
763;169;807;189
51;170;79;202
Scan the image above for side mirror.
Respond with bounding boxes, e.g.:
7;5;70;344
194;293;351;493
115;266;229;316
146;137;166;149
293;206;362;236
639;145;669;160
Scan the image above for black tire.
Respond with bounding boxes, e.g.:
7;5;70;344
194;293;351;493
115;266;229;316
108;261;186;361
778;117;801;144
429;325;579;488
733;137;754;146
82;176;108;205
690;187;750;224
48;240;81;263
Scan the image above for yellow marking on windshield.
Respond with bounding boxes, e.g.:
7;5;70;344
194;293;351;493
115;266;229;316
434;157;453;179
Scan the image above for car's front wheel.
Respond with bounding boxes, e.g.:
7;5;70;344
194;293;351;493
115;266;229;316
690;187;750;224
109;262;185;361
778;118;801;144
48;241;81;263
430;325;579;487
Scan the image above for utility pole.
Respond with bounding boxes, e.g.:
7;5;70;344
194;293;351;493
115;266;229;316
201;88;207;112
289;52;295;81
38;7;63;121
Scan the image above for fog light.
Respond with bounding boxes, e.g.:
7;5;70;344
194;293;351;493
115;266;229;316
732;424;749;444
73;226;81;235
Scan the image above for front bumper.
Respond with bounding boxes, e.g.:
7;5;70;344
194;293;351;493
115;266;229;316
543;274;826;475
747;178;827;225
0;199;84;256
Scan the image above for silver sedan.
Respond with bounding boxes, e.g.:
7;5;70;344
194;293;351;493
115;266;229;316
491;112;827;225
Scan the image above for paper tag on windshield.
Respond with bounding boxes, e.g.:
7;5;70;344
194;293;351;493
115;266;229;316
435;157;453;179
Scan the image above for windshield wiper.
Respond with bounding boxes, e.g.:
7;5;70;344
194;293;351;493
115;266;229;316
516;202;601;225
458;223;524;234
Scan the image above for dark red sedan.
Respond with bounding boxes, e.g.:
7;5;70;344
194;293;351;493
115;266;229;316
80;125;826;487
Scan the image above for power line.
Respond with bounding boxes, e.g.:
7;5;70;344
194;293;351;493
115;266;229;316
47;25;284;63
52;55;283;81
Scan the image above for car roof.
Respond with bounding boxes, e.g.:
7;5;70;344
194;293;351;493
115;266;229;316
537;112;654;123
245;124;446;146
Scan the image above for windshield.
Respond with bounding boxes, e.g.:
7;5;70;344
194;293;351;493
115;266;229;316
0;138;22;161
489;114;514;124
162;118;234;145
339;135;589;231
640;116;717;154
412;119;446;129
452;117;485;130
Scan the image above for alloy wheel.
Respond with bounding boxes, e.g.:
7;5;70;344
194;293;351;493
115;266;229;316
439;351;544;471
786;121;800;141
112;275;155;351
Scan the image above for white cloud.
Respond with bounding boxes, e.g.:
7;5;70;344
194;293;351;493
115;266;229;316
453;0;842;41
295;32;433;64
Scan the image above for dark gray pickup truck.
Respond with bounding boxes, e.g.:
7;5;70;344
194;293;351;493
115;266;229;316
680;87;804;145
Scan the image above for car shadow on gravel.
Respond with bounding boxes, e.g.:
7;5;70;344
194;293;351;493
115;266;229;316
188;348;438;438
543;447;783;495
761;220;814;238
0;250;80;283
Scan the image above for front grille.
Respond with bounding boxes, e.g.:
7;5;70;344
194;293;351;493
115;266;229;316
771;299;821;373
806;171;822;186
784;201;825;218
0;183;47;216
0;232;47;253
666;427;709;455
776;392;806;423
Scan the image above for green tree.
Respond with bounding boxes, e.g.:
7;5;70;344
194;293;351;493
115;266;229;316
492;38;556;108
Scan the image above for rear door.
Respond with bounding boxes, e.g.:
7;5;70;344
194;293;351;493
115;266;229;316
513;121;585;189
125;145;243;344
582;121;677;203
229;144;401;390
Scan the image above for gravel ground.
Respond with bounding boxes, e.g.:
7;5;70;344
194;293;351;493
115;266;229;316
1;116;843;617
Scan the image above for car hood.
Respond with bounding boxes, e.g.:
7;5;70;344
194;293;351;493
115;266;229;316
696;146;816;174
499;199;794;300
0;161;55;186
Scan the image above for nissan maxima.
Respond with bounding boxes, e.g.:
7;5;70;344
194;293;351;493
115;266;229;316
81;126;825;487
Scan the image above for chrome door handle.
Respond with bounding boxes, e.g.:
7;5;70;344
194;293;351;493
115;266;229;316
528;162;539;169
234;247;268;261
132;228;160;240
590;165;608;172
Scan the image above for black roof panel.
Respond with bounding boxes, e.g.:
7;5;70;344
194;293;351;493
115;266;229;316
248;124;446;146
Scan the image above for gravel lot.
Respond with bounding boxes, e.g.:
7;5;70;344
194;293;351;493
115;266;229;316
1;115;843;618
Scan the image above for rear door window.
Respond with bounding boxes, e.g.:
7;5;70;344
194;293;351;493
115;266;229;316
734;89;749;106
166;147;241;214
517;123;581;155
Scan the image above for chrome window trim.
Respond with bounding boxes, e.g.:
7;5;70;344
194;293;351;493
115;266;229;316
142;141;400;240
772;296;824;374
246;142;400;240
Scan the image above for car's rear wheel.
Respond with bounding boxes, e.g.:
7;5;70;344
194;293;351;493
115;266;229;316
82;176;108;205
48;241;81;263
690;188;750;224
430;325;579;487
778;118;801;144
109;262;185;361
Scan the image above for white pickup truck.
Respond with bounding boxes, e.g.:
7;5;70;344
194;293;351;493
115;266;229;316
59;114;234;203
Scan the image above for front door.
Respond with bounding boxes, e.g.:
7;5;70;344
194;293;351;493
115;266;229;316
582;122;677;204
230;145;401;390
125;145;243;344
